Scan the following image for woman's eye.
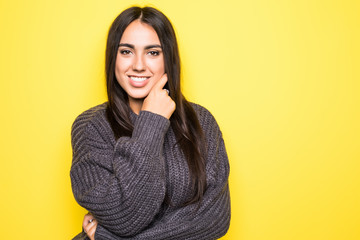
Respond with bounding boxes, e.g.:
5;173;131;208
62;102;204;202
120;50;132;55
148;51;160;56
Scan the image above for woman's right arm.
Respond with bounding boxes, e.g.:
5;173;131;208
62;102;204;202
70;108;170;237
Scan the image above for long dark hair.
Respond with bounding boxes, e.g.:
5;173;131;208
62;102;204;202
105;6;206;205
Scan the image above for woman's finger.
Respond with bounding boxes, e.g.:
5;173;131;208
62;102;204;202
85;219;98;240
152;73;168;91
84;219;97;237
82;213;94;231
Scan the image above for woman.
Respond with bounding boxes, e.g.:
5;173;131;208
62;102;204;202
70;6;230;240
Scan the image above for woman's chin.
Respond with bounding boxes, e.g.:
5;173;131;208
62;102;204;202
128;91;148;101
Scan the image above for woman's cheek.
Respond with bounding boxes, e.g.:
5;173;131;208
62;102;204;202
148;58;165;76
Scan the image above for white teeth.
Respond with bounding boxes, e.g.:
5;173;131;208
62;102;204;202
130;76;148;82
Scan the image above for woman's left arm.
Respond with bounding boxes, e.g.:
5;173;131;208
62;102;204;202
134;127;231;240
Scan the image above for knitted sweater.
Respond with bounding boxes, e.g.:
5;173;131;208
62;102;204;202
70;102;230;240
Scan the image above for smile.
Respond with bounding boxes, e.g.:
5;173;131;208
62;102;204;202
128;75;151;88
129;76;149;82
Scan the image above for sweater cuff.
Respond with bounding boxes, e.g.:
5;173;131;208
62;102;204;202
131;111;170;154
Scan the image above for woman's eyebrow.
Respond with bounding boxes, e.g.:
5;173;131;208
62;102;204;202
118;43;134;49
144;44;162;50
118;43;162;50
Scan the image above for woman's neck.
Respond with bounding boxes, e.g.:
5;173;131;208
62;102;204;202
129;98;143;115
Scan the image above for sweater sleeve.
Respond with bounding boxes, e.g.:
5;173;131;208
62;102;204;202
137;113;231;240
94;106;231;240
70;109;170;237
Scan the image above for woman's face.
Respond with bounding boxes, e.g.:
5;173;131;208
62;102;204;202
115;19;165;103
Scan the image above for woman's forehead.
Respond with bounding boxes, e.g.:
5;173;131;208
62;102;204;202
120;20;160;46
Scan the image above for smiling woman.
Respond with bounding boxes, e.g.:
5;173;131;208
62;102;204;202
70;6;230;240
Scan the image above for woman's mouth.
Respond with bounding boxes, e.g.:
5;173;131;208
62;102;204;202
128;75;150;87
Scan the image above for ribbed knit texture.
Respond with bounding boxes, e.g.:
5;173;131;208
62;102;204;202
70;102;230;240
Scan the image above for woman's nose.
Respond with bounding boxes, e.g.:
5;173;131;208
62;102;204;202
133;55;146;72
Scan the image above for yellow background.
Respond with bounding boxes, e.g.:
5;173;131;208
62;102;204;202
1;0;359;239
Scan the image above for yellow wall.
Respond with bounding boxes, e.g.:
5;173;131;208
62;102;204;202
1;0;359;239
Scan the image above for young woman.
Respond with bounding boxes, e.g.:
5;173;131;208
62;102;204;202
70;6;230;240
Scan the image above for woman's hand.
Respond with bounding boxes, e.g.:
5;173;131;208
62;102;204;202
83;213;98;240
142;74;176;119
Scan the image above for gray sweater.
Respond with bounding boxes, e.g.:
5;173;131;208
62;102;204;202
70;102;230;240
